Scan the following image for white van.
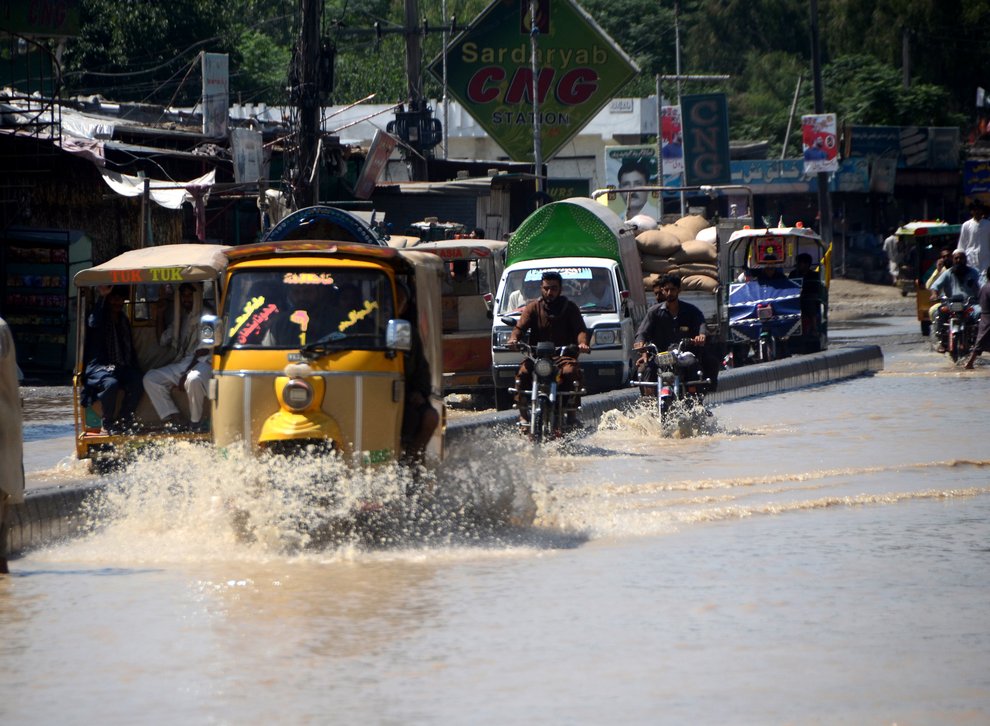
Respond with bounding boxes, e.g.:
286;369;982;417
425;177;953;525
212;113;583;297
490;199;647;409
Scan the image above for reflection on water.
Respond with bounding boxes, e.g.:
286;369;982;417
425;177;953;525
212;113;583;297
3;341;990;722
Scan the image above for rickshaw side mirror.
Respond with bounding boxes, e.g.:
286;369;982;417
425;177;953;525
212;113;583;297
200;313;221;348
386;319;413;352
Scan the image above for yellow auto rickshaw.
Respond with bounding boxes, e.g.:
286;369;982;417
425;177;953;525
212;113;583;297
201;240;445;466
894;221;963;336
412;239;506;403
72;244;230;469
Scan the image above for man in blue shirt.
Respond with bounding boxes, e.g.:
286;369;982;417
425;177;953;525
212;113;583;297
930;249;981;352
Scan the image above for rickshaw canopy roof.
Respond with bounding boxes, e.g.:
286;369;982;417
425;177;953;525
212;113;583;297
73;243;231;286
413;240;507;260
895;221;962;237
727;226;822;245
507;198;624;267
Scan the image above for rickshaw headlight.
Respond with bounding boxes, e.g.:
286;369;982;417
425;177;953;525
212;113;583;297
283;378;314;412
534;357;555;378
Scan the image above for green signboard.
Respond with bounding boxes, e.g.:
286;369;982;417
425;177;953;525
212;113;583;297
429;0;638;162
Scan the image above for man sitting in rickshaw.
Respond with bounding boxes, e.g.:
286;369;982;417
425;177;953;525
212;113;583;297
143;282;213;432
82;285;143;434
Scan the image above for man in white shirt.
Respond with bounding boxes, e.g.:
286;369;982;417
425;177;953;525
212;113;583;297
958;203;990;282
143;283;212;432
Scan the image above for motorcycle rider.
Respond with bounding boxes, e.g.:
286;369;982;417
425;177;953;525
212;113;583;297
929;249;981;353
507;270;590;425
633;274;708;394
964;266;990;369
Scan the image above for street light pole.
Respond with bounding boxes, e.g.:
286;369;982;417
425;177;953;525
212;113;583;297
530;0;545;203
809;0;834;260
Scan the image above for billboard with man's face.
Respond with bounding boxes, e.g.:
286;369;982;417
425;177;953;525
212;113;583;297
603;145;660;222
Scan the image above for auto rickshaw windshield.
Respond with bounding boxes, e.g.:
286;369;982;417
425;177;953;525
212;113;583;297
222;268;395;349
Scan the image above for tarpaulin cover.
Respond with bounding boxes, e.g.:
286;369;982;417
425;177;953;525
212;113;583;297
728;279;803;343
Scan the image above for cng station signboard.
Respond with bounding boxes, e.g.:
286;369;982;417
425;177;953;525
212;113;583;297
429;0;638;162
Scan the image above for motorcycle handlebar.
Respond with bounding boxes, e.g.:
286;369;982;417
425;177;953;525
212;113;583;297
513;340;576;358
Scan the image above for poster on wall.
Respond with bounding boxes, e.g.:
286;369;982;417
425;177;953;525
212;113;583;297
603;145;660;222
661;105;684;175
802;113;839;174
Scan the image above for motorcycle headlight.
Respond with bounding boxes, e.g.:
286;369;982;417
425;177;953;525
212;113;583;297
534;357;555;378
949;301;964;312
282;378;314;412
594;328;618;346
656;351;675;368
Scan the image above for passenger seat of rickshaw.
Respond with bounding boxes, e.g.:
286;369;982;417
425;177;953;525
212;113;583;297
82;297;200;433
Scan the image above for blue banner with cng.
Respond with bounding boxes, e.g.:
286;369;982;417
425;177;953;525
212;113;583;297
681;94;731;186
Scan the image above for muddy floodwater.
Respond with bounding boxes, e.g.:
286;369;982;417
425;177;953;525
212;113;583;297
2;318;989;724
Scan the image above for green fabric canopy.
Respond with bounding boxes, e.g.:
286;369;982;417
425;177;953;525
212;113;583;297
507;198;623;267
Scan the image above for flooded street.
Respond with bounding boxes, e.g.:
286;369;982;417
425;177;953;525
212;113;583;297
2;318;989;724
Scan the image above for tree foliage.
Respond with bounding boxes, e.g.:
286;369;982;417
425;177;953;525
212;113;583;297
56;0;988;140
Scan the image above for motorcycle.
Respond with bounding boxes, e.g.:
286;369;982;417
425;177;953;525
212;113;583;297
632;339;712;421
936;294;979;363
504;329;582;442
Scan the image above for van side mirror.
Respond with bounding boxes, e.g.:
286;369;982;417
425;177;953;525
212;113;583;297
500;315;518;328
386;319;412;351
200;313;220;348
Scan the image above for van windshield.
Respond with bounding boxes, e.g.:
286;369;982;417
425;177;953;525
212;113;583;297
499;267;615;314
222;269;394;350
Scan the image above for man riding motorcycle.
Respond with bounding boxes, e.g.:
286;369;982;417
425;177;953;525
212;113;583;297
929;249;981;353
633;274;707;393
507;270;590;425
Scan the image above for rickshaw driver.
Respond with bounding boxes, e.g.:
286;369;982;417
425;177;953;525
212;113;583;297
633;274;707;392
506;270;590;425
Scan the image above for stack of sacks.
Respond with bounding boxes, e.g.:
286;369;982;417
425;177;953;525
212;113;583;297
635;215;719;293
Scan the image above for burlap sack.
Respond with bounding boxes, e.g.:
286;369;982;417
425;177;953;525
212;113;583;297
663;223;696;243
677;262;718;277
641;256;678;274
672;239;718;264
681;274;719;292
636;229;682;257
672;214;710;239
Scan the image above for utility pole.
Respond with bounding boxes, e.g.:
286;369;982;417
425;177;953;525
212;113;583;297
292;0;322;209
403;0;429;180
530;0;545;202
809;0;834;256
